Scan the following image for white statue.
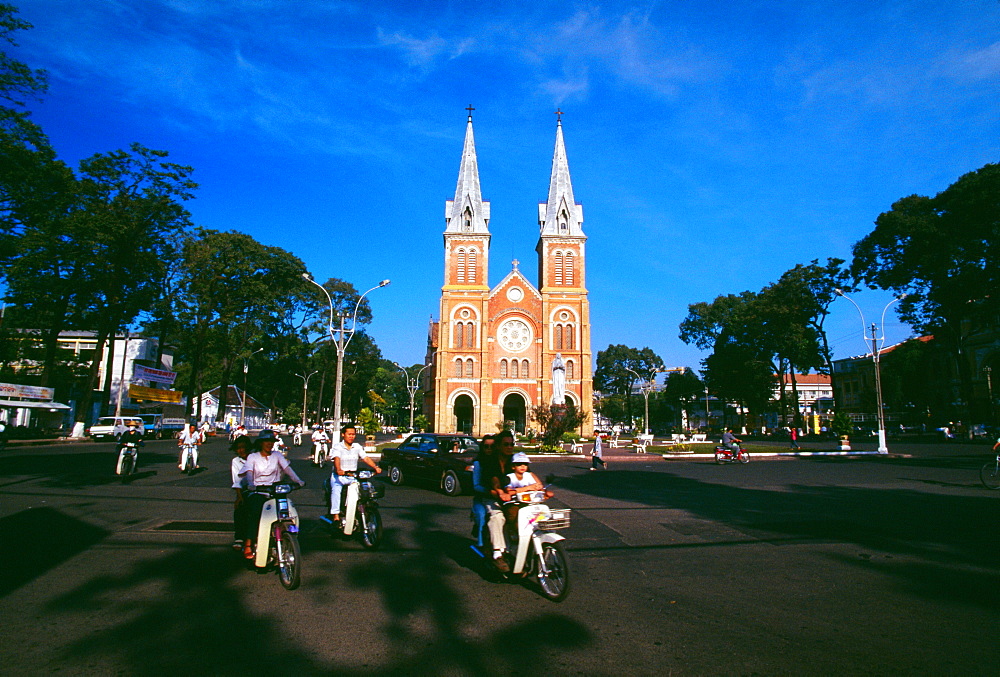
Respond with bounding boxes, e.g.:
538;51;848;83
551;353;566;405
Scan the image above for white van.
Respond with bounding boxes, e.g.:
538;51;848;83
88;416;144;440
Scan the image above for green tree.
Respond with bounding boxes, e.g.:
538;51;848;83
593;344;664;427
851;163;1000;424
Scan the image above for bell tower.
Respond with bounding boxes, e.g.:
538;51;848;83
536;113;592;429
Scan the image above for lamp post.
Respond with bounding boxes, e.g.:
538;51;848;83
984;366;994;425
240;347;264;427
625;367;661;435
394;353;436;432
294;370;319;430
835;289;905;454
302;274;390;443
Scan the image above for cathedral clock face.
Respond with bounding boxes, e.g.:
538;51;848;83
498;318;532;352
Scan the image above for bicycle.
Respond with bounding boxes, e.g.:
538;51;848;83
980;453;1000;490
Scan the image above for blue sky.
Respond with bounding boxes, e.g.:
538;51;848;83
10;0;1000;370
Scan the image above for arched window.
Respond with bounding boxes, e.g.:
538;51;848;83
465;322;476;348
567;360;575;380
554;323;563;350
559;209;569;233
463;207;472;232
467;248;477;283
453;359;462;377
454;322;464;349
456;248;466;283
522;360;530;378
564;251;574;285
465;359;474;378
500;359;508;378
554;251;563;285
511;359;519;379
564;324;575;350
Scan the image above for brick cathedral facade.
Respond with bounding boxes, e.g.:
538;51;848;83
424;113;593;437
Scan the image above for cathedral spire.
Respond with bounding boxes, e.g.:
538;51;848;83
445;107;490;234
538;116;584;237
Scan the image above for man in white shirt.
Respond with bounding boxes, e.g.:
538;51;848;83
311;425;331;461
326;424;380;522
178;423;204;469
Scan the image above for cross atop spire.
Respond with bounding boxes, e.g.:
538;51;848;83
555;108;564;122
512;258;519;270
444;111;491;235
466;104;475;120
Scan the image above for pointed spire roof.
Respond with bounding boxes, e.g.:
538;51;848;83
539;117;584;237
445;108;490;234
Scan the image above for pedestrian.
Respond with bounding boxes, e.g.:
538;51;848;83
790;426;800;450
591;433;606;470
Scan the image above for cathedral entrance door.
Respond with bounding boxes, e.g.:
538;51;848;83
502;393;527;434
454;395;474;434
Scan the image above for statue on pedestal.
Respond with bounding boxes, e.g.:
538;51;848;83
551;353;566;405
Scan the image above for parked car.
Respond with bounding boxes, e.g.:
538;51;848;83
380;433;480;496
87;416;144;440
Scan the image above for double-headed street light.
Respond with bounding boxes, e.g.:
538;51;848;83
394;353;436;432
835;289;906;454
302;274;390;443
625;366;662;436
294;370;319;430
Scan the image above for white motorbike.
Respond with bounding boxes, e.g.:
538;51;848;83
179;443;198;474
293;431;302;447
116;442;140;479
312;441;329;468
323;469;384;549
246;482;303;590
476;481;571;602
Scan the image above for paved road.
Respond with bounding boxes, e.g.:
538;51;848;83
1;438;998;675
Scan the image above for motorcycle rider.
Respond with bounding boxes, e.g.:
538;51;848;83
178;423;204;469
230;435;254;550
721;427;742;456
115;422;144;474
311;424;331;461
325;423;380;523
237;429;304;559
484;430;517;572
470;434;495;550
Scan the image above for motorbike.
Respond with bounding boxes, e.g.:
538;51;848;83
116;441;140;479
245;482;303;590
293;431;302;447
312;440;329;468
474;480;571;602
179;443;199;474
322;469;385;549
714;444;750;464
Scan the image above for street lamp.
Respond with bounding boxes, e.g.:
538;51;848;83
394;353;437;432
241;347;264;427
303;274;390;443
835;289;906;454
984;366;995;425
625;366;662;436
294;370;319;430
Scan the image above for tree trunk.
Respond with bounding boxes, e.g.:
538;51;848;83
74;323;114;425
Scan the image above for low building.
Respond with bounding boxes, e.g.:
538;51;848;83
199;386;269;430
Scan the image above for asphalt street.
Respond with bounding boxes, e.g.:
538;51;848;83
1;437;998;676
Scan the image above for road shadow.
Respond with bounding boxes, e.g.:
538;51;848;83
0;507;109;597
346;502;590;674
556;467;1000;608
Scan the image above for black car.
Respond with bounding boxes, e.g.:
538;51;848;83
380;433;480;496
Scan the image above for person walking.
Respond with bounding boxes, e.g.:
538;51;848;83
590;433;607;470
790;426;800;450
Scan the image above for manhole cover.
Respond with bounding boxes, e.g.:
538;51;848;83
154;521;232;533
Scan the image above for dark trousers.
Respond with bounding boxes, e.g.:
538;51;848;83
242;492;269;543
591;455;606;469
